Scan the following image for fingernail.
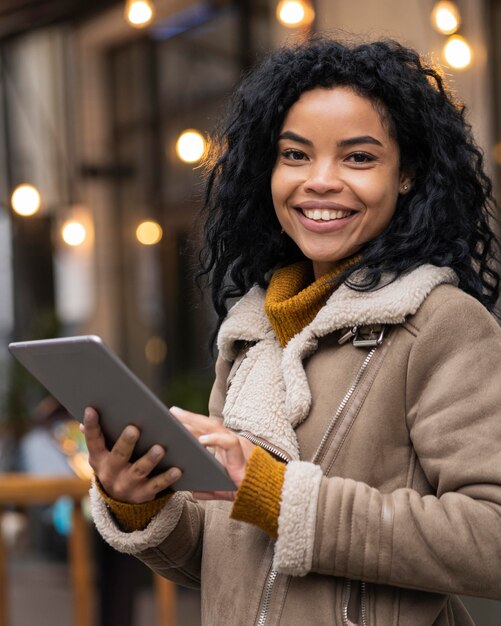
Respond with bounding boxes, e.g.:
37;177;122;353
152;445;164;458
170;406;183;415
170;468;182;480
125;426;138;440
199;435;210;443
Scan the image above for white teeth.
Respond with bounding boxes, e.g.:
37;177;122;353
303;208;352;221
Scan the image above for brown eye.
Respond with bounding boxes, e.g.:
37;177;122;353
282;149;306;161
347;152;375;164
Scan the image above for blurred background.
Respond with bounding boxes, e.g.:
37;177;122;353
0;0;500;624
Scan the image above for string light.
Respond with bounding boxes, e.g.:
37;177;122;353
276;0;315;28
431;1;461;35
492;142;501;166
136;220;163;245
125;0;154;28
11;184;41;216
175;129;206;164
145;336;167;364
444;35;472;69
61;220;87;247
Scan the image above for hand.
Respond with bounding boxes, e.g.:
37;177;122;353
170;406;255;501
81;407;182;503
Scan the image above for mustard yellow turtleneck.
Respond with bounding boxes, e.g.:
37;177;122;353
99;258;358;537
264;257;359;347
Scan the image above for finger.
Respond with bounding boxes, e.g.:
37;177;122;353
142;467;183;501
171;407;223;434
180;423;205;438
107;425;141;471
170;406;213;425
129;445;165;480
170;406;207;420
199;432;245;467
192;490;235;502
82;407;107;458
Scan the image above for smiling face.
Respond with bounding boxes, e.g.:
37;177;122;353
271;87;411;279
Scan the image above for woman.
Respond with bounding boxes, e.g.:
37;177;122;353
84;38;501;625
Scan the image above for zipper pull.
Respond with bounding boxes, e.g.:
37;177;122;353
338;326;358;345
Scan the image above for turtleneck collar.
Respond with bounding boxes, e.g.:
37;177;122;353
264;257;359;347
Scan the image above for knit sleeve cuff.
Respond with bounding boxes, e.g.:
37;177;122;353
230;446;286;539
94;476;173;532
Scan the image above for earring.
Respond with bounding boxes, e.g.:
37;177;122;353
402;184;409;192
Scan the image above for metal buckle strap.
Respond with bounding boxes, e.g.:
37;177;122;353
352;325;386;348
338;325;387;347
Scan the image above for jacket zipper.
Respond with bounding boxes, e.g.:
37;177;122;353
342;579;352;626
256;568;279;626
360;582;368;626
311;347;377;465
254;348;377;626
342;580;368;626
240;437;288;626
239;432;292;463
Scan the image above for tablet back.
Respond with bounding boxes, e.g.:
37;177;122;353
9;335;235;491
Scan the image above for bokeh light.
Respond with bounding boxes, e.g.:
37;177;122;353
175;129;206;164
62;220;87;247
276;0;314;28
11;184;41;216
145;336;167;364
444;35;472;69
136;220;163;245
431;1;460;35
125;0;154;27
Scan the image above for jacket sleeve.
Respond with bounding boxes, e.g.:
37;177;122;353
273;295;501;600
89;355;233;588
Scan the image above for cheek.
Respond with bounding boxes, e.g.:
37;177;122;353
370;193;399;234
271;168;284;199
271;171;288;218
357;174;400;213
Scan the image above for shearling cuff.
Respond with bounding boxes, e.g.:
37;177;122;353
273;461;323;576
89;479;185;555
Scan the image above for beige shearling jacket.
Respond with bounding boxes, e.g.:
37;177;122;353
91;264;501;625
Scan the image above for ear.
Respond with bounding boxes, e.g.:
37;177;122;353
399;174;413;195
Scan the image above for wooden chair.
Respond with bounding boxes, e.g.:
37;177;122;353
0;474;176;626
0;474;93;626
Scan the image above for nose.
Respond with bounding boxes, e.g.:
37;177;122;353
304;161;344;194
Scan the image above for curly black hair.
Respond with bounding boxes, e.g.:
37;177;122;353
199;36;500;331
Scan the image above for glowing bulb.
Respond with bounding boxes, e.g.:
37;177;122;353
136;220;163;245
431;1;460;35
276;0;314;27
125;0;154;27
145;336;167;364
11;184;41;216
492;142;501;165
444;35;472;70
62;220;86;246
175;130;206;164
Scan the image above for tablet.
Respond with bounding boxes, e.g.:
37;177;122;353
8;335;235;492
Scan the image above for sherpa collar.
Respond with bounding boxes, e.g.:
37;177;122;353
218;264;457;361
217;265;457;460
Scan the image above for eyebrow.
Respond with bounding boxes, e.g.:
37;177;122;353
278;131;384;148
338;135;384;148
278;131;313;146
